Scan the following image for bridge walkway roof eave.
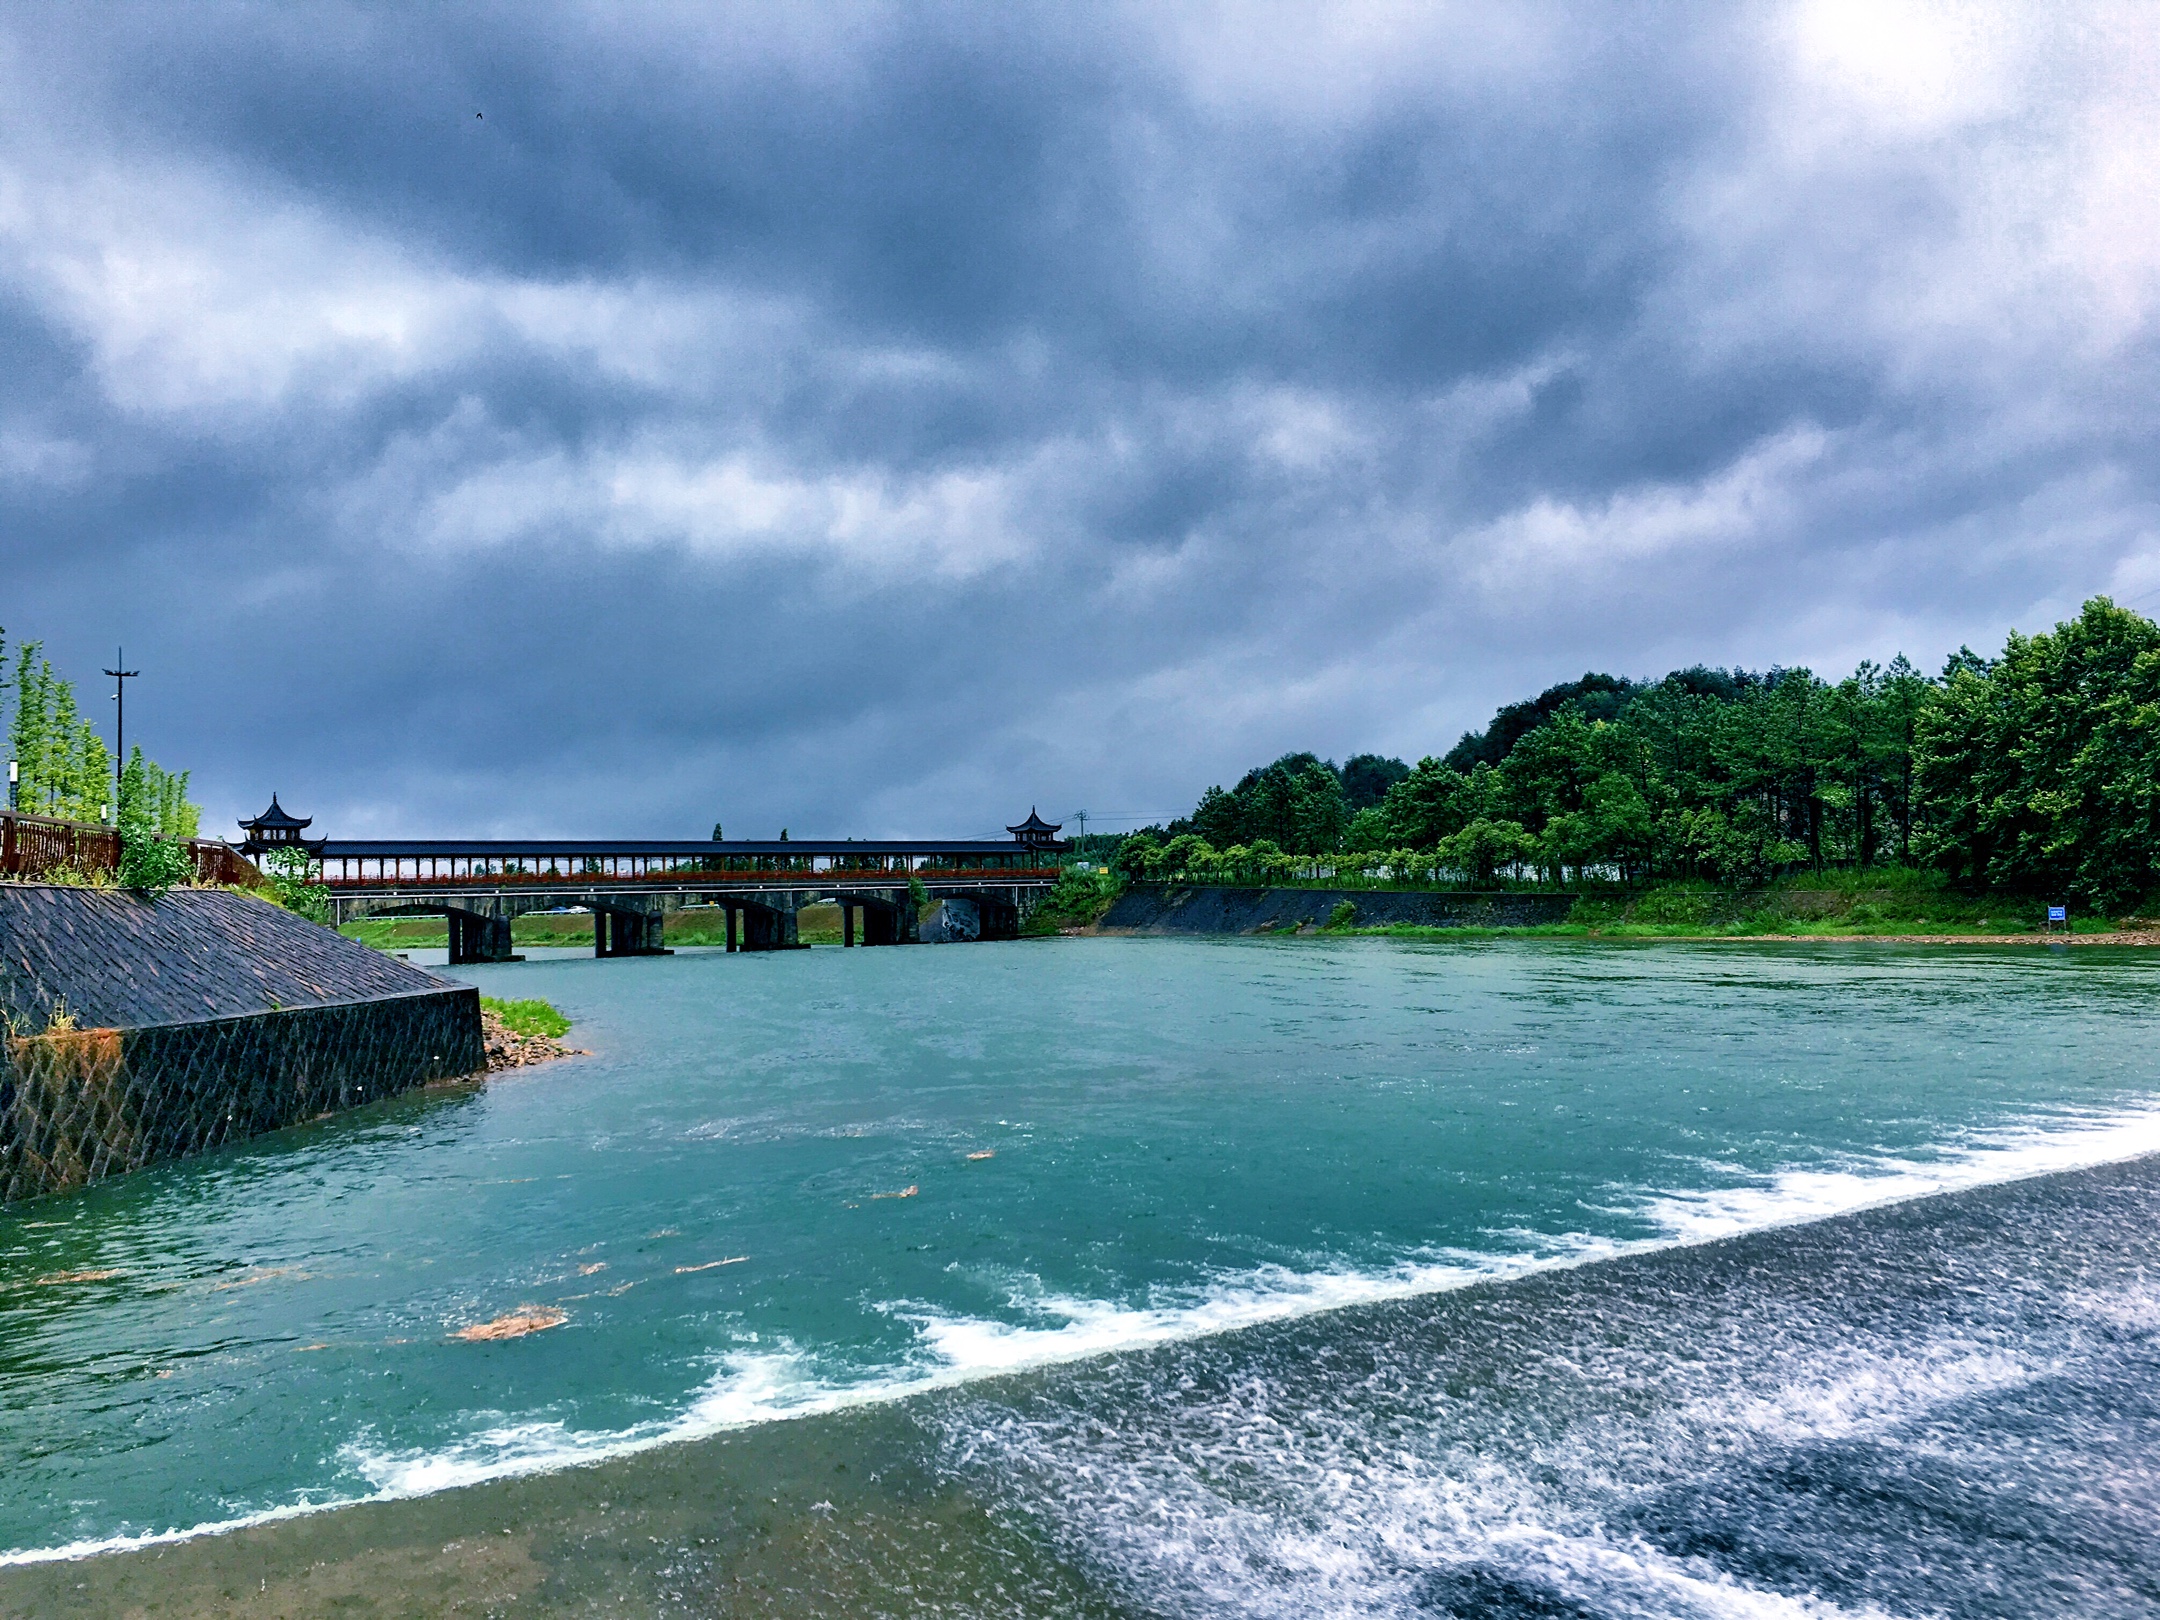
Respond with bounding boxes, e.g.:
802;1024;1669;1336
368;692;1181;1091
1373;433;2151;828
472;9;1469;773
309;838;1038;859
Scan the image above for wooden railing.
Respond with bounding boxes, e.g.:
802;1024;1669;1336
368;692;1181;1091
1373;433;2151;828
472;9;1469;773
0;810;260;888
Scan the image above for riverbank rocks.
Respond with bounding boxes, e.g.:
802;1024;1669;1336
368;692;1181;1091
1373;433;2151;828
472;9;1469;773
0;884;483;1202
481;1008;583;1071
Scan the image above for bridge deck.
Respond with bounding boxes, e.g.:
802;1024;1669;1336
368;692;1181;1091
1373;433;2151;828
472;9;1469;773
318;839;1059;890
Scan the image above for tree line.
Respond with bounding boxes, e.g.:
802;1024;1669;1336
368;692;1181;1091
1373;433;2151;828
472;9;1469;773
1114;598;2160;908
3;629;199;839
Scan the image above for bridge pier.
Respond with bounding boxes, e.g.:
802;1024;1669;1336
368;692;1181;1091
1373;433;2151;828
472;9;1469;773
593;903;672;958
721;896;802;951
839;890;918;947
447;907;522;965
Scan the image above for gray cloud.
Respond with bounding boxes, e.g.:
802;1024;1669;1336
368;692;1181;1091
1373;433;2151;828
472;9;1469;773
1;2;2155;839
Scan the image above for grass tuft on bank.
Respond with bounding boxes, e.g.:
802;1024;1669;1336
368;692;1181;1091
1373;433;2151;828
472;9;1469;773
480;997;572;1039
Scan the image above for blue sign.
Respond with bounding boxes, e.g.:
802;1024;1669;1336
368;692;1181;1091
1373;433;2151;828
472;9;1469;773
2048;905;2068;922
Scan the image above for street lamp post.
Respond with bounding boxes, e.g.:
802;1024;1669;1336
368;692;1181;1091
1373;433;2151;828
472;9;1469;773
104;649;139;824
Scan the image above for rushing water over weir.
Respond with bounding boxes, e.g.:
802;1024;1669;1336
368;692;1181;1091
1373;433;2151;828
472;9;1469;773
3;935;2158;1617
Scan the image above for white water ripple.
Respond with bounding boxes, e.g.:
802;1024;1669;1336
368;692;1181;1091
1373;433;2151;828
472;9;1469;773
9;1097;2160;1568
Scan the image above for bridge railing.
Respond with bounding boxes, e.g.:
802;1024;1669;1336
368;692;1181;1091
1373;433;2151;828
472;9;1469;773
1;810;261;888
322;863;1062;890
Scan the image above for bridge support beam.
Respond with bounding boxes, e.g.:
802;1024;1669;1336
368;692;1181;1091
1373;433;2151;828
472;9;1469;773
447;908;522;965
722;897;802;951
593;904;672;958
839;890;917;946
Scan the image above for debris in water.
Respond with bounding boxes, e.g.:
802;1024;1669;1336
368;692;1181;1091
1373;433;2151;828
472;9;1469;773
966;1150;995;1161
34;1269;122;1285
870;1185;919;1200
454;1306;567;1341
212;1267;308;1291
675;1257;749;1274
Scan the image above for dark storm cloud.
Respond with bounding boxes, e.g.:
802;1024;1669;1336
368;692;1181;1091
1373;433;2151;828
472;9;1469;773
1;3;2154;837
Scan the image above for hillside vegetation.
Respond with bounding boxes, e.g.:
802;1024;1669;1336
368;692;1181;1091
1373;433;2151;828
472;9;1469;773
1115;598;2160;913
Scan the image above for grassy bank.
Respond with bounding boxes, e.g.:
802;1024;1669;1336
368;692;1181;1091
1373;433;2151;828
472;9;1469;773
340;902;854;952
1021;867;1124;935
1563;869;2126;937
479;996;572;1038
1321;869;2140;939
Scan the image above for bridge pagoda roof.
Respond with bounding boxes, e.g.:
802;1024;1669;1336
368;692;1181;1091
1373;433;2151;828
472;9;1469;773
242;794;312;832
312;838;1038;860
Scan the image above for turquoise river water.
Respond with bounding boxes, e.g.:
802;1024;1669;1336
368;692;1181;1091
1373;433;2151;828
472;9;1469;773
4;935;2160;1616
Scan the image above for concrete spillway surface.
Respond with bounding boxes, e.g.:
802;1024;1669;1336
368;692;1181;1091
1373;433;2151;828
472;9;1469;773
0;885;483;1202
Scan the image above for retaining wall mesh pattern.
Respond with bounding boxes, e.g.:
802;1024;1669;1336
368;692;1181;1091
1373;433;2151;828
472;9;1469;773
1;987;482;1203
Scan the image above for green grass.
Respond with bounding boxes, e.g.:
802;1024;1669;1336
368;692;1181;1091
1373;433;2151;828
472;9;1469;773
342;905;853;951
1344;922;1597;940
1022;868;1124;936
1563;868;2098;936
339;918;447;949
1325;868;2142;940
480;997;571;1039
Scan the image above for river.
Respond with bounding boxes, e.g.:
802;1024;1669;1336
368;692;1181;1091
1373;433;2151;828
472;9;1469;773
3;935;2157;1615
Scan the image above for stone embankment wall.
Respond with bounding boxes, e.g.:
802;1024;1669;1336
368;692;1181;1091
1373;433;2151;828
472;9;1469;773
0;886;482;1202
1097;886;1578;934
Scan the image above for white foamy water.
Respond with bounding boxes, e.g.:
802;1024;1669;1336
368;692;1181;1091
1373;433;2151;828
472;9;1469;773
936;1291;2085;1618
1641;1102;2160;1245
12;1095;2160;1569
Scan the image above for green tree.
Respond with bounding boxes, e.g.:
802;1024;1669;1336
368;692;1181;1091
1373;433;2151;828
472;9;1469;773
260;846;332;924
1340;753;1409;810
1440;818;1532;887
1378;757;1471;847
1287;762;1348;853
1113;831;1164;881
1916;598;2160;907
116;747;191;894
9;643;48;812
1189;785;1241;849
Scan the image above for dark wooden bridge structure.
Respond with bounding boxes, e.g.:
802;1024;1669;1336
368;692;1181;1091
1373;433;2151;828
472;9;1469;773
241;800;1067;963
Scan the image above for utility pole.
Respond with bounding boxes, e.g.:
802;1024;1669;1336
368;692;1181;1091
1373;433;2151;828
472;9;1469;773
104;649;138;824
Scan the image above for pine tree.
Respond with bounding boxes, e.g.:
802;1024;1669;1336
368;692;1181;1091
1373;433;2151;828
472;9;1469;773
10;646;48;814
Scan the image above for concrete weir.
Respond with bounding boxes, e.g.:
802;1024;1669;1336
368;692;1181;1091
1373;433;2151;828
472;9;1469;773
0;886;483;1203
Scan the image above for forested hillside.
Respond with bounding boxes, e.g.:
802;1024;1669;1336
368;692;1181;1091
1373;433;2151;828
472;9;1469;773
1120;599;2160;908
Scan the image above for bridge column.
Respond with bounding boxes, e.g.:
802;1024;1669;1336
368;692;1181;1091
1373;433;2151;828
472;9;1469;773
855;890;918;945
842;903;856;947
729;897;801;951
447;907;521;965
726;907;738;952
593;903;672;958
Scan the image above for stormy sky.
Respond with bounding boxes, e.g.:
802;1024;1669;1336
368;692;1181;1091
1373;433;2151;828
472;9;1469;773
1;3;2155;839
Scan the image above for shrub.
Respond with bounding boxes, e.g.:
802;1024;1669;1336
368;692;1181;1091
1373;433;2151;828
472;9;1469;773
117;832;191;896
259;847;332;924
